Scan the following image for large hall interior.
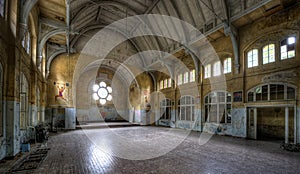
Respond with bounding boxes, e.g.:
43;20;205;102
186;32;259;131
0;0;300;173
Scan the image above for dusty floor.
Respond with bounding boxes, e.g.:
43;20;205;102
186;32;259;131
3;124;300;174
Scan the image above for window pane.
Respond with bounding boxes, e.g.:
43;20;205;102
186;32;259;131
183;72;189;83
262;85;268;101
210;92;217;103
263;44;275;64
213;61;221;76
178;74;183;85
168;78;172;88
248;49;258;68
204;64;211;78
209;105;217;122
190;69;196;82
288;50;295;58
224;58;232;74
164;79;168;88
281;37;296;60
205;96;209;104
277;85;284;100
205;105;209;122
287;86;295;100
288;37;295;45
160;80;164;89
186;106;191;121
166;107;171;120
248;92;254;102
270;84;277;100
218;92;225;102
219;104;225;123
226;104;232;123
227;93;232;102
255;87;262;101
181;107;186;120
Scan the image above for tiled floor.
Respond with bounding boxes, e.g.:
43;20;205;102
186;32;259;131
5;124;300;174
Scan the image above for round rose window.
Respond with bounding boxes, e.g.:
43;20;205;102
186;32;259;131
92;81;112;105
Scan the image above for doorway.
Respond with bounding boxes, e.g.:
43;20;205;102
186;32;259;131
247;107;295;143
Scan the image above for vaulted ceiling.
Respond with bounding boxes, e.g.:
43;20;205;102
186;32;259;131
30;0;297;75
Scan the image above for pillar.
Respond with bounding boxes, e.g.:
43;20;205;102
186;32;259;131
285;107;289;144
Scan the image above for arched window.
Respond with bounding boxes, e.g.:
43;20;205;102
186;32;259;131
247;49;258;68
213;61;221;76
204;91;232;123
263;44;275;64
204;64;211;79
160;99;172;120
281;36;296;60
0;63;3;136
178;96;195;121
20;73;29;129
247;83;296;102
223;58;232;74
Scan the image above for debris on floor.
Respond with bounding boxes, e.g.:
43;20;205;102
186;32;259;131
10;147;50;173
280;143;300;152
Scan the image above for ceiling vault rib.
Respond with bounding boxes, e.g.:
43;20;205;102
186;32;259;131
184;1;197;27
161;0;181;44
96;6;102;22
130;0;161;34
195;0;206;22
170;0;189;43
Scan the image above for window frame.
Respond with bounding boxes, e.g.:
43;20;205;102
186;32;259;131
280;36;296;60
204;64;211;79
213;61;221;77
177;74;183;85
262;44;275;64
204;91;232;124
160;99;172;120
178;96;195;121
190;69;196;82
247;83;296;102
247;49;259;68
183;72;189;84
223;58;232;74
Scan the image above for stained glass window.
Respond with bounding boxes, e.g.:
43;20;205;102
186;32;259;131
263;44;275;64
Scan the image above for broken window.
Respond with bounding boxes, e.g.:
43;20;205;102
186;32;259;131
281;37;296;60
